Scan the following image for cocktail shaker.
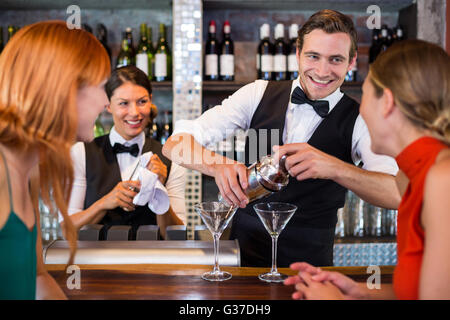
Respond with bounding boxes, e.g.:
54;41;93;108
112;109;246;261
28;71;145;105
218;154;290;204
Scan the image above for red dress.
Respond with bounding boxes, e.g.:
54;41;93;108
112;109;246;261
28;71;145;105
393;136;448;300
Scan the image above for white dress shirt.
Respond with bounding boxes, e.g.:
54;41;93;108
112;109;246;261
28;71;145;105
172;78;398;175
66;127;187;224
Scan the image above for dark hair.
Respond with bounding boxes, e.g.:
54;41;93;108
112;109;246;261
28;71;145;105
297;9;358;61
105;65;152;100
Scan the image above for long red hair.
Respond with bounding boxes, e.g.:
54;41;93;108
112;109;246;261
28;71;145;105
0;20;110;265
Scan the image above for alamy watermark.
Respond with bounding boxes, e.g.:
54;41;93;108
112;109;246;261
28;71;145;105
66;264;81;290
366;265;381;290
66;5;81;30
366;5;381;30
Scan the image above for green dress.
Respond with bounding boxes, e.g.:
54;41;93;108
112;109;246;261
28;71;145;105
0;151;37;300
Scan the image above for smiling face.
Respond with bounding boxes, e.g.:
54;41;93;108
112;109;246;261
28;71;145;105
297;29;355;100
107;82;152;141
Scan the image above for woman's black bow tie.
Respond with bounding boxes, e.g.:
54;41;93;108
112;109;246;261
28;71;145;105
112;143;139;157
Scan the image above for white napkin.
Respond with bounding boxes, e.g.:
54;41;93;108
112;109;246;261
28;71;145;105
131;152;170;215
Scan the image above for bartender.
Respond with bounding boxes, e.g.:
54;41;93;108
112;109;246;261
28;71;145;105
63;66;186;240
163;10;399;267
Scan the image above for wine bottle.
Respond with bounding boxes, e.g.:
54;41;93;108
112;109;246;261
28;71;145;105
94;116;105;137
136;23;154;80
258;23;273;80
392;26;404;43
219;21;234;81
116;36;133;68
204;20;219;81
96;24;111;62
160;111;172;145
125;27;136;65
154;23;172;82
7;25;15;43
149;122;160;141
0;27;3;54
82;23;93;34
287;24;299;80
345;58;358;82
379;25;390;54
369;29;381;64
273;23;287;81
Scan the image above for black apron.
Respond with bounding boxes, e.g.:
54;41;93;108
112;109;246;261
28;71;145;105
84;134;172;240
230;81;360;267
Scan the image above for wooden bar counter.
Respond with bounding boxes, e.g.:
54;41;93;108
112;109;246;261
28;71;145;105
45;264;394;300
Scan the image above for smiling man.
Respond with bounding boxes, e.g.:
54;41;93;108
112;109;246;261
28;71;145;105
163;10;400;267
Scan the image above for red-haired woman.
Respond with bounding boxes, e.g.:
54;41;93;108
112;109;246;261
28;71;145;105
0;20;110;299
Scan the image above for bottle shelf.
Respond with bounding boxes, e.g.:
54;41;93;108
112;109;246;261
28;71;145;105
150;81;363;93
202;80;363;93
0;0;171;10
203;0;412;12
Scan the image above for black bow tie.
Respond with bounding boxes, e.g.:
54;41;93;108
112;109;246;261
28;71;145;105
112;143;139;157
290;86;330;118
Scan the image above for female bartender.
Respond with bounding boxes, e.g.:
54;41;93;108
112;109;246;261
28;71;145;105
64;66;185;240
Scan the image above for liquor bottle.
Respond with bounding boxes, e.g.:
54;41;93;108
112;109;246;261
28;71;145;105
258;23;273;80
204;20;219;81
219;21;234;81
125;27;136;65
149;121;160;141
0;27;3;54
154;23;172;82
392;26;404;43
345;59;358;82
287;24;299;80
369;29;381;64
96;24;111;62
136;23;154;80
82;23;93;34
94;116;105;137
7;25;15;43
160;111;172;145
116;36;133;68
379;25;390;54
273;23;287;81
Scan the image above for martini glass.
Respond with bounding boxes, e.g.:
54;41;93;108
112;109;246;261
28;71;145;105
253;202;297;282
194;202;237;281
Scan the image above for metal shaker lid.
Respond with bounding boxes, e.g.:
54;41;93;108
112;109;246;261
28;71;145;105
255;155;289;191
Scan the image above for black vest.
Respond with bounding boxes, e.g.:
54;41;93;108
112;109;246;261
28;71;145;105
84;134;172;240
230;81;360;267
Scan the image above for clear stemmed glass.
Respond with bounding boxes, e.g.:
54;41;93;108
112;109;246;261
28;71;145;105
253;202;297;282
194;202;237;281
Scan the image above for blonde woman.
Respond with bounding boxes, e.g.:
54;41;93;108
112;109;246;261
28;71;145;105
285;39;450;300
0;21;110;299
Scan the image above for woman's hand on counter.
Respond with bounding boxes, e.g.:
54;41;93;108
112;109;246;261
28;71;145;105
284;262;367;300
100;180;141;212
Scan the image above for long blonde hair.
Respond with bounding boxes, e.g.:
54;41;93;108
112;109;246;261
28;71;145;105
370;39;450;144
0;21;110;265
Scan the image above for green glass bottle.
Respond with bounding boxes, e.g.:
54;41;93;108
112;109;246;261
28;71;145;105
154;23;172;82
125;27;136;65
0;27;3;54
116;36;133;68
7;25;15;43
94;117;105;137
136;23;154;80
